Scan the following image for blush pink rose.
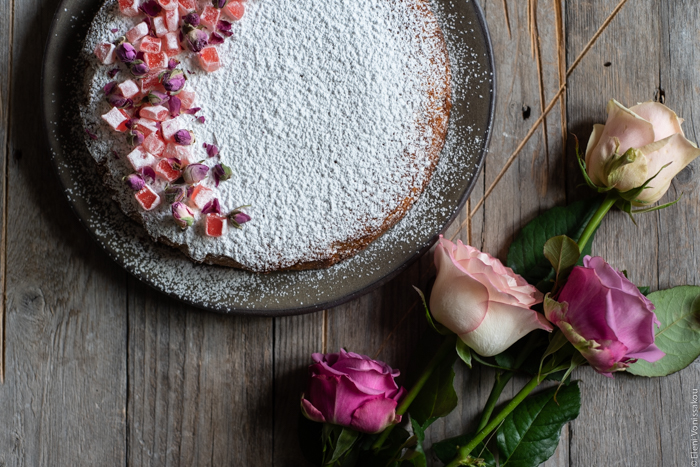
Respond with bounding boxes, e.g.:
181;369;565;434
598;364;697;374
544;256;665;377
429;237;552;357
300;350;406;434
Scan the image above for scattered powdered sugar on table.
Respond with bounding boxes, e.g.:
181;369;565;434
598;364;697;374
81;0;449;272
49;0;492;313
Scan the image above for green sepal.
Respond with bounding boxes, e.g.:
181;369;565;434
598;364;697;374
455;339;472;368
413;286;451;336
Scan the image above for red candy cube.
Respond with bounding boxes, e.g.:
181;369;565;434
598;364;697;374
143;133;166;157
163;143;192;165
140;105;170;121
94;42;116;65
198;46;220;73
144;51;168;70
155;159;182;182
189;185;215;210
101;107;129;132
135;185;161;211
205;214;228;237
138;71;163;94
200;6;221;29
162;32;181;57
157;0;178;10
118;0;140;17
126;21;149;43
126;146;157;171
134;118;159;137
165;9;179;31
178;90;196;109
139;35;162;54
153;16;169;37
223;1;245;21
117;79;140;99
178;0;197;15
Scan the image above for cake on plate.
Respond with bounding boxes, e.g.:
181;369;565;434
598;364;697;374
80;0;451;272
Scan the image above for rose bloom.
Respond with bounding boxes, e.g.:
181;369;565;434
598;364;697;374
301;350;406;434
585;99;700;204
545;256;664;377
430;237;552;357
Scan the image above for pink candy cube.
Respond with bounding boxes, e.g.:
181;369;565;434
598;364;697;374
135;185;161;211
205;214;228;237
118;0;140;17
140;105;170;121
223;1;245;21
153;16;169;37
162;32;181;57
178;90;196;109
163;143;192;165
178;0;197;15
101;107;129;132
143;133;166;157
126;22;149;43
161;116;184;141
164;9;179;31
94;42;116;65
189;185;215;210
198;47;220;73
143;52;168;70
134;118;160;137
138;72;163;94
157;0;178;10
117;79;140;99
126;146;157;171
155;159;183;182
200;6;221;29
139;36;162;54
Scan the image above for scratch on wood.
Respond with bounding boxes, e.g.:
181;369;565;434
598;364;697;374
321;309;328;354
502;0;512;39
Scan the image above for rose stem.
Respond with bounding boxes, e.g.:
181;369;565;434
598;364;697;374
445;374;541;467
371;334;457;452
576;193;617;252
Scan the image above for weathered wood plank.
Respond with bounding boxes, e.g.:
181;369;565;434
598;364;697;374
127;280;274;466
0;0;128;464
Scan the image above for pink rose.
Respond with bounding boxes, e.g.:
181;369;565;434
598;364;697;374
429;237;552;357
301;350;406;434
544;256;665;377
585;99;700;204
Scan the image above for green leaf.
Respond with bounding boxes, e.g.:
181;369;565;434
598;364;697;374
408;352;458;427
456;339;472;368
638;286;650;296
543;235;580;284
326;428;360;465
357;427;411;467
399;418;428;467
628;286;700;377
497;382;581;467
432;433;495;467
507;198;602;290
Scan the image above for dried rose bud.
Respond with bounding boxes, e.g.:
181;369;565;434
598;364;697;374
108;68;120;78
174;129;193;145
217;20;233;37
203;142;219;158
182;163;209;185
172;202;195;229
168;58;180;70
127;129;145;147
202;198;221;215
125;118;137;129
169;95;182;117
147;90;170;105
229;205;251;229
140;166;156;183
104;81;118;95
185;27;208;53
164;183;187;203
183;11;200;27
139;0;162;17
130;60;150;77
212;0;227;8
160;69;186;94
209;32;225;46
116;42;137;63
124;173;145;191
107;93;132;109
212;163;232;186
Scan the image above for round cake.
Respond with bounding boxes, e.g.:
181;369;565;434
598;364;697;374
80;0;451;273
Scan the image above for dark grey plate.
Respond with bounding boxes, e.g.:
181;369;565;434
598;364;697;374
42;0;494;316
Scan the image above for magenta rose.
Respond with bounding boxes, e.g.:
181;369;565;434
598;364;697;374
301;350;406;434
545;256;665;377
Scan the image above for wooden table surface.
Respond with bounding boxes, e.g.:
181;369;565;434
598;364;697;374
1;0;698;465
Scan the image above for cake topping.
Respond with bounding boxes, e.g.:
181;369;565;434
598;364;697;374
203;142;218;158
182;163;208;184
229;206;251;229
116;41;137;63
201;198;221;215
212;163;231;186
127;129;144;147
124;173;145;191
139;0;162;17
172;201;195;228
174;129;193;145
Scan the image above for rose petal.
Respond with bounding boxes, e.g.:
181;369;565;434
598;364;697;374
349;397;399;434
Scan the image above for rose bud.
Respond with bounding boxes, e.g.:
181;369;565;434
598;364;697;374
139;0;162;17
212;0;227;8
169;95;182;117
301;350;406;434
126;129;145;147
585;99;700;204
164;184;187;203
130;60;150;77
430;237;552;357
172;202;195;229
116;42;137;63
203;142;219;157
107;93;132;109
124;173;145;191
183;11;200;27
201;198;221;215
182;163;209;185
174;129;193;145
160;69;186;94
168;58;179;70
212;163;232;186
104;81;118;95
544;256;664;377
139;166;156;183
229;205;251;228
185;27;208;53
147;90;170;105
